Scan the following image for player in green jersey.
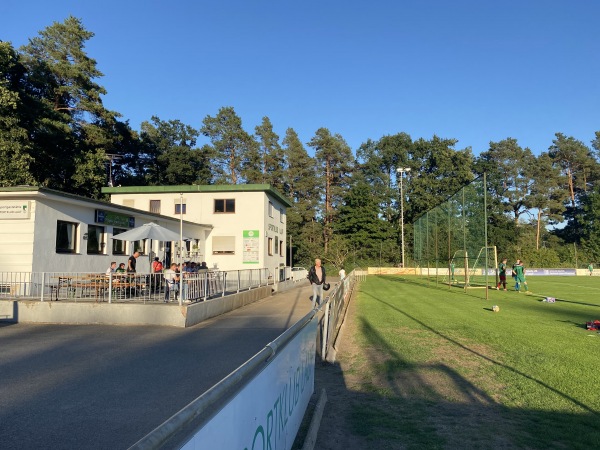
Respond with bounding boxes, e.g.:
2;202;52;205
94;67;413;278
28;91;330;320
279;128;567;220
513;259;528;292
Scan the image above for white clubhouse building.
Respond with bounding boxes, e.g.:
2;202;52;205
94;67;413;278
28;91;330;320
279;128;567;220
102;184;291;272
0;184;290;275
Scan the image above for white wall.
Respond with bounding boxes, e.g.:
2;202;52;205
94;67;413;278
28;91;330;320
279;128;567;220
109;190;287;272
0;193;207;274
0;200;36;272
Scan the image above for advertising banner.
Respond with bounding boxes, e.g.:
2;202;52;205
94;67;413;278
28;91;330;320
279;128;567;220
524;268;577;276
95;210;135;228
243;230;260;264
181;319;317;450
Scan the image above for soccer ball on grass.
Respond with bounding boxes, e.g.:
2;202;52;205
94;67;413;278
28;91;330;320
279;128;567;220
492;305;500;313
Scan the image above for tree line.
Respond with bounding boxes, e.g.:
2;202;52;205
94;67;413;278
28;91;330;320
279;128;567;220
2;17;600;269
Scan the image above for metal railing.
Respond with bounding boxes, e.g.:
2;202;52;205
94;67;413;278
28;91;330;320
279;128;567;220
128;269;362;449
0;267;285;304
315;270;360;361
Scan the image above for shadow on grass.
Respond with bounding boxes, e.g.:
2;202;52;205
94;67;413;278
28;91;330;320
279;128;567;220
374;274;494;301
366;290;599;416
298;288;600;449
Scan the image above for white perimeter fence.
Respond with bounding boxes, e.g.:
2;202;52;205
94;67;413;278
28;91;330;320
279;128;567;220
129;269;361;450
0;267;297;305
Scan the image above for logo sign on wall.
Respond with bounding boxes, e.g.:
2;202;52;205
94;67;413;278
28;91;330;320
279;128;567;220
181;319;317;450
95;210;135;228
243;230;260;264
0;201;31;219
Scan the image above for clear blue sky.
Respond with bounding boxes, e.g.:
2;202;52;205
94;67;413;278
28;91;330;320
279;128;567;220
2;0;599;156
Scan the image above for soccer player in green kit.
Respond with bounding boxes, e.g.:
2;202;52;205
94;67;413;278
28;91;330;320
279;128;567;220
497;258;508;290
513;259;529;293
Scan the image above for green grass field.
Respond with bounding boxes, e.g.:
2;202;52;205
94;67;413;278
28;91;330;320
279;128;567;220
347;275;600;449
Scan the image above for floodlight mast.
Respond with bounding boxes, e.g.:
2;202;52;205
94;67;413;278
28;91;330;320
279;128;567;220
396;167;411;267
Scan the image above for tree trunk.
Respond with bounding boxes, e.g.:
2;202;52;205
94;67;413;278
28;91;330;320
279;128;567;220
536;209;541;250
568;167;575;206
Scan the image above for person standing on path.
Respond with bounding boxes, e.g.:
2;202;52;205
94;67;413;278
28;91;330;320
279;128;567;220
308;258;326;309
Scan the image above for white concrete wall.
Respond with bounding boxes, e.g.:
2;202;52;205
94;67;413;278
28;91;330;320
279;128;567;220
0;192;206;274
109;190;287;272
0;200;35;272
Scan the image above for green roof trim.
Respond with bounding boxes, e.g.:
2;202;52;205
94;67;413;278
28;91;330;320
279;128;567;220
102;184;293;207
0;186;211;228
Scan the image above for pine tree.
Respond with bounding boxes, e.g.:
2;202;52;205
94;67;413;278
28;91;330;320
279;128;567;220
308;128;354;252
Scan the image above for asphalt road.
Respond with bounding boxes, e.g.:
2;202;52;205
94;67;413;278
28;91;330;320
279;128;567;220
0;282;314;450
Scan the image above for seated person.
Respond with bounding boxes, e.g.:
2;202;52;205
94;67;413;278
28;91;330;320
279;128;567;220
106;261;117;275
115;263;126;273
163;263;180;302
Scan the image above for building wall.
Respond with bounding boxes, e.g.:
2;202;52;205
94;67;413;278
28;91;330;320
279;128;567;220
0;199;36;273
0;192;206;274
108;190;287;272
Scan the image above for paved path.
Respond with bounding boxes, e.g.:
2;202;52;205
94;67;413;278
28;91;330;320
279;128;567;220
0;282;314;450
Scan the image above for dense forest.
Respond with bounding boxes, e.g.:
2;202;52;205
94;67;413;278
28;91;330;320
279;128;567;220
2;17;599;269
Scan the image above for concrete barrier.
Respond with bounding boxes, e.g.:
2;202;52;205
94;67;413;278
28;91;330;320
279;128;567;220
0;300;15;321
1;286;273;328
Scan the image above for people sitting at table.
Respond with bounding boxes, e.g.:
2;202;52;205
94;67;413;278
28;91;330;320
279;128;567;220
164;263;180;302
106;261;117;275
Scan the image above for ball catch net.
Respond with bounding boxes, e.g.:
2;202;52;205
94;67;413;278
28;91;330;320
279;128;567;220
412;175;496;298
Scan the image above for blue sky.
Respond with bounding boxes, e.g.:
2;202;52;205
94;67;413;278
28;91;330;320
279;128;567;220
2;0;599;156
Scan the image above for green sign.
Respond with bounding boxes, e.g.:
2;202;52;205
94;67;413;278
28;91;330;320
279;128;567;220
243;230;260;264
95;210;135;228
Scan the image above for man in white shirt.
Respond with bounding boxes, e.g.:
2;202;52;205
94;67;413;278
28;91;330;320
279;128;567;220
106;261;117;276
163;263;180;302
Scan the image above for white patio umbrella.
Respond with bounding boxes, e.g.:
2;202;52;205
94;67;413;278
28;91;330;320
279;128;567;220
111;222;187;242
112;222;191;270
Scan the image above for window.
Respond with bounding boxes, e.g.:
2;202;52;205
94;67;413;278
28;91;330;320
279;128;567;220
213;236;235;255
56;221;77;253
274;237;278;254
133;240;146;255
175;203;187;214
268;237;273;256
112;228;127;255
149;200;161;214
214;199;235;213
87;225;106;254
280;208;284;223
279;240;284;257
268;202;274;218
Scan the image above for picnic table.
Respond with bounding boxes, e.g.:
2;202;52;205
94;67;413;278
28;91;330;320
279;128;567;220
72;274;110;301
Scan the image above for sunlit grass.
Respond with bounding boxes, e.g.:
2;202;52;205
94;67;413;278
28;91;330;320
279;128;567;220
349;275;600;448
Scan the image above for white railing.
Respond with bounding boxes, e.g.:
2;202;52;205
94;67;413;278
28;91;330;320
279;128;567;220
0;267;284;304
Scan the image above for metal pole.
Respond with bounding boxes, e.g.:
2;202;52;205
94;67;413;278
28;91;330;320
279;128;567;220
179;193;183;266
400;172;405;268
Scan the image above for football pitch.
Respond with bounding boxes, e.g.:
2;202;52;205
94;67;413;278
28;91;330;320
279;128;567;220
347;275;600;449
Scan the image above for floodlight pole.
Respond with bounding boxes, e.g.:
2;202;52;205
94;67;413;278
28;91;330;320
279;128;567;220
397;167;411;268
179;192;183;265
